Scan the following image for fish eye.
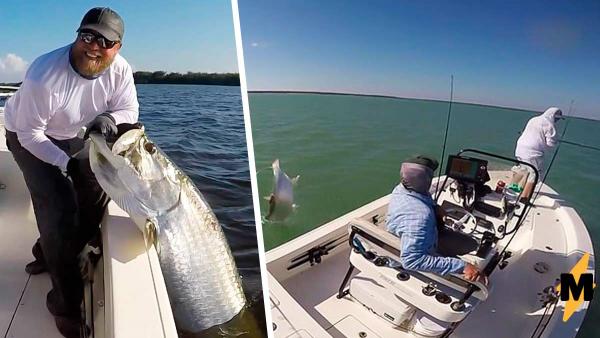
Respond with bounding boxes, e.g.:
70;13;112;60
144;142;156;154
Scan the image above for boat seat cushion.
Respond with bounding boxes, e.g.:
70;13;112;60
347;218;489;301
348;218;490;269
351;218;402;255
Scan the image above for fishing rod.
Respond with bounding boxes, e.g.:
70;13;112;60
516;132;600;152
434;75;454;201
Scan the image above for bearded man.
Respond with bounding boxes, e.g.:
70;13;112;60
3;7;138;338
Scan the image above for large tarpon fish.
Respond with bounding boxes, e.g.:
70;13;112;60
88;128;246;332
265;159;299;222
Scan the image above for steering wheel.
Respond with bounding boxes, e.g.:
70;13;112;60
447;210;478;234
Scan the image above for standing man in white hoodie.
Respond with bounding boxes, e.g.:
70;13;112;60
3;7;138;338
515;107;563;197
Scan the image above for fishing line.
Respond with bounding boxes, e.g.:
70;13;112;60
516;133;600;152
559;139;600;152
255;165;273;175
435;75;454;201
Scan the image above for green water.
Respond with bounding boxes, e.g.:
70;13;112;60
250;92;600;337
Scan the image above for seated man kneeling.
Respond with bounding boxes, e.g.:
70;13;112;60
386;156;484;283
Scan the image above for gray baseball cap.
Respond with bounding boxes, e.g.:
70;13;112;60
404;155;439;171
77;7;124;42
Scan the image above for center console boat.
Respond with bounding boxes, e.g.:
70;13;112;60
266;149;594;338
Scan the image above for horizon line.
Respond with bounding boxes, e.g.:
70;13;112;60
248;90;597;121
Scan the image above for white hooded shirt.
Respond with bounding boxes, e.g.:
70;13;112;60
4;44;139;171
515;107;561;160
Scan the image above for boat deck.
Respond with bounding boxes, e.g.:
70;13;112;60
1;134;63;338
280;248;422;338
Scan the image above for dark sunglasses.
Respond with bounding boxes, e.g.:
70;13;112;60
78;30;119;49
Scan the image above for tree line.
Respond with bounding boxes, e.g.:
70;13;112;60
2;71;240;87
133;71;240;86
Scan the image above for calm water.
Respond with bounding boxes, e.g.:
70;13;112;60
137;84;266;337
250;92;600;337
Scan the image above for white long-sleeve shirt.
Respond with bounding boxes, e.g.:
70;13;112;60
515;107;561;160
4;44;139;170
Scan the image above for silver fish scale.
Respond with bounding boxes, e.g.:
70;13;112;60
156;178;246;332
88;130;246;333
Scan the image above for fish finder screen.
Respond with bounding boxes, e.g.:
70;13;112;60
447;156;479;181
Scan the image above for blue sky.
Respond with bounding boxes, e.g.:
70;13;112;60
239;0;600;119
0;1;238;82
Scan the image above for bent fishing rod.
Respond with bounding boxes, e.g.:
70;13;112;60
516;134;600;152
434;75;454;202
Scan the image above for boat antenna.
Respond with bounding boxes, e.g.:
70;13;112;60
434;75;454;201
533;100;574;201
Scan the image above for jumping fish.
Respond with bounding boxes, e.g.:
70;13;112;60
265;159;299;222
88;128;246;332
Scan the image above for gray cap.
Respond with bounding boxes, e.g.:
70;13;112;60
78;7;124;42
404;155;439;171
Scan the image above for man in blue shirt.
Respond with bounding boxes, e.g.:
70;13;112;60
387;156;481;281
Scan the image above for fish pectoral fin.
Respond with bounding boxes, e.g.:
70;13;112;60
265;201;274;219
144;219;160;254
291;175;300;185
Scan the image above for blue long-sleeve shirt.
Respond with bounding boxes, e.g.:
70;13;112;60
386;184;465;275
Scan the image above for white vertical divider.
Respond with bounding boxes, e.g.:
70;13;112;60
230;1;274;337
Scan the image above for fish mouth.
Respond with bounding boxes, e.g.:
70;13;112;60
112;128;145;157
112;129;171;180
89;129;182;218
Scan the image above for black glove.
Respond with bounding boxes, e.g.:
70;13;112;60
85;113;117;140
116;122;144;137
66;157;80;181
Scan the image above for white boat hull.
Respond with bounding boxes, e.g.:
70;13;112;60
266;175;594;338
